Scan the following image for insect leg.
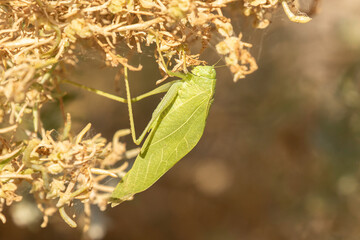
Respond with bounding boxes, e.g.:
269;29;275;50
131;80;180;102
63;78;178;103
124;66;182;145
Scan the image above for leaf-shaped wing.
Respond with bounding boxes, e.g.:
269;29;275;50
111;90;211;200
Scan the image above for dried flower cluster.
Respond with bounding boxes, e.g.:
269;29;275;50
0;0;312;231
1;114;137;230
242;0;312;28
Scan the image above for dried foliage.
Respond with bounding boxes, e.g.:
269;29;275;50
1;114;136;230
0;0;312;232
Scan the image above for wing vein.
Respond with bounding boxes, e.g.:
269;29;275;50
151;97;208;146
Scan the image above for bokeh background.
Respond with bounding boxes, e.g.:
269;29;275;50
2;0;360;239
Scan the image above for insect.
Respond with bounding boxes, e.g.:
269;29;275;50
110;62;217;203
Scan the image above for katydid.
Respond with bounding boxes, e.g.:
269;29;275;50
110;65;217;202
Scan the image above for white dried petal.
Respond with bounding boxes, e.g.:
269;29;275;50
214;19;233;37
2;183;17;192
0;189;5;198
64;19;92;43
254;19;270;29
139;0;155;8
46;179;65;199
250;0;267;7
47;163;63;175
216;41;230;55
225;52;238;66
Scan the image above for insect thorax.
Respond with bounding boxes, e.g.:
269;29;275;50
191;66;216;79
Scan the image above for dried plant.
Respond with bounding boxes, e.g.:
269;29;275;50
0;113;137;230
0;0;313;232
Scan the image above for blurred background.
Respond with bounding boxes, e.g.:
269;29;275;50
2;0;360;239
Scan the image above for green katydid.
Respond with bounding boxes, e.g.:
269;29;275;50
109;61;217;202
63;45;217;203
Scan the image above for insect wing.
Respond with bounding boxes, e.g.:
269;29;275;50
111;87;212;200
